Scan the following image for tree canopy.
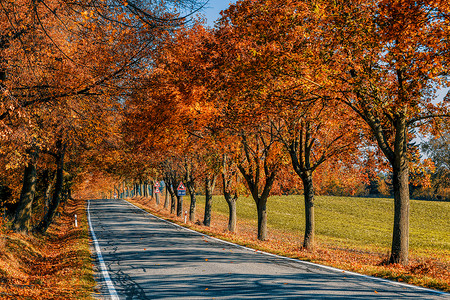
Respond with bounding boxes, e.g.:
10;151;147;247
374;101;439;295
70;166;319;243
1;0;448;266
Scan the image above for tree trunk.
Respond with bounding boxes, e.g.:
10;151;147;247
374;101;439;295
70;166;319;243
176;194;183;217
365;111;410;265
301;172;315;250
150;180;155;199
189;192;196;222
238;167;276;240
203;176;216;227
389;128;410;264
256;198;268;240
390;163;409;264
226;197;237;232
155;192;160;205
12;148;39;233
170;192;175;214
185;173;196;222
43;171;56;214
167;181;176;214
164;186;169;209
222;170;238;233
143;181;147;198
36;142;65;233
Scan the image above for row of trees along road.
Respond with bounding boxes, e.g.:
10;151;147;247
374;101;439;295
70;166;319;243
123;0;449;266
0;0;206;233
1;0;448;267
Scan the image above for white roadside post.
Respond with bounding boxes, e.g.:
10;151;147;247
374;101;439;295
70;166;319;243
74;214;78;227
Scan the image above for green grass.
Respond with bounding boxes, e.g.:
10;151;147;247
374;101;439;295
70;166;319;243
195;195;450;253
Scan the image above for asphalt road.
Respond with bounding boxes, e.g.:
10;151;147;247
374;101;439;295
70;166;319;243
88;198;449;300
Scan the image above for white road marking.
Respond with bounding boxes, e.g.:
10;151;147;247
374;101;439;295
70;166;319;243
88;200;120;300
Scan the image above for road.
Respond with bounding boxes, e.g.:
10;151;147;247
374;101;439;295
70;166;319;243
88;198;448;299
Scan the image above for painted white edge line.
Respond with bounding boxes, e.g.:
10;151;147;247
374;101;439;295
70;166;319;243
123;199;449;296
88;200;120;300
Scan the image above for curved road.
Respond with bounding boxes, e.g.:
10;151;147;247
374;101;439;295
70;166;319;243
88;198;448;299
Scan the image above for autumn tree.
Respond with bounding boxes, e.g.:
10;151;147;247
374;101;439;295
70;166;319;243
215;0;364;247
1;0;206;233
324;0;450;264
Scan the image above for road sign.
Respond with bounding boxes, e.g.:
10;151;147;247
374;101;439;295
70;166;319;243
154;188;160;194
177;182;186;196
154;181;161;187
177;182;186;191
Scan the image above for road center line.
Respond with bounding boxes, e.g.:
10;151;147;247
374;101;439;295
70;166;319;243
87;200;120;300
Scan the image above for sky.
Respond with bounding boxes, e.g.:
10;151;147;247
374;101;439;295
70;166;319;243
201;0;236;27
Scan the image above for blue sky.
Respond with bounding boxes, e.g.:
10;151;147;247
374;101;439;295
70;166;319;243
201;0;236;27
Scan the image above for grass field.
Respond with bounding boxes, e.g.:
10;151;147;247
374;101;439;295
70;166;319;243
195;195;450;255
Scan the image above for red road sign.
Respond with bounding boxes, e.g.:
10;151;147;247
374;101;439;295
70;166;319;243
154;181;161;187
177;182;186;191
154;188;160;194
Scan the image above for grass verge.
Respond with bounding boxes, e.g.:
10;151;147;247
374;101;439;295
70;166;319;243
0;199;95;299
128;195;450;293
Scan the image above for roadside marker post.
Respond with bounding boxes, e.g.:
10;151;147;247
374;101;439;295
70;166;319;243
184;211;188;223
75;214;78;227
